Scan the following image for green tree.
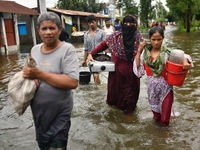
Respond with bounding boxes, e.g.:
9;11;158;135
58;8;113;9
56;0;106;13
140;0;153;27
117;0;138;16
166;0;200;32
156;1;168;20
146;0;168;25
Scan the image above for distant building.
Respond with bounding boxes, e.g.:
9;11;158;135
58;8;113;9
0;1;38;55
47;8;110;43
95;0;122;23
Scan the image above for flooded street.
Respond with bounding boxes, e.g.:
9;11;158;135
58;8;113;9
0;26;200;150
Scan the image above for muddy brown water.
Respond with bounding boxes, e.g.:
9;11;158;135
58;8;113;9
0;26;199;150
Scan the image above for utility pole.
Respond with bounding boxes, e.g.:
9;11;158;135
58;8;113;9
108;4;116;23
155;0;158;19
138;4;141;26
152;0;158;19
37;0;47;14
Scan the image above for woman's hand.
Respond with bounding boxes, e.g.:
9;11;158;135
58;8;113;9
182;58;191;70
87;54;94;62
135;41;146;69
81;61;87;67
23;66;41;87
137;41;147;54
23;66;39;79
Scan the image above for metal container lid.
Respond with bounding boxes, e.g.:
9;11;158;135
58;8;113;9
169;49;184;64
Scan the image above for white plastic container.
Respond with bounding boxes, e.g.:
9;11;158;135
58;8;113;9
169;49;184;64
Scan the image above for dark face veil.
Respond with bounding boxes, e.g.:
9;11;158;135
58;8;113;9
122;14;138;61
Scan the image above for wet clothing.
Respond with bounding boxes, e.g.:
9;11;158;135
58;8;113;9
133;45;193;125
38;139;68;150
152;90;174;125
30;42;79;144
90;27;143;113
84;28;106;53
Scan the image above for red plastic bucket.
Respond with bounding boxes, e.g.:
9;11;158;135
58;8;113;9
166;60;188;86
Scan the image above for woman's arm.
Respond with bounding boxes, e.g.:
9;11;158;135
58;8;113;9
24;45;79;90
135;41;146;68
183;54;193;70
133;41;146;78
133;51;145;78
90;41;108;55
87;41;108;62
23;67;78;89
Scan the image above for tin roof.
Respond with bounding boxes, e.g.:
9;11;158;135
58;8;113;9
48;8;110;19
0;1;38;15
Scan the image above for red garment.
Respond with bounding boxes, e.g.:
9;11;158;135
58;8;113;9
151;23;156;28
91;42;140;114
144;63;167;78
144;56;167;78
107;54;140;113
152;90;174;125
143;57;173;125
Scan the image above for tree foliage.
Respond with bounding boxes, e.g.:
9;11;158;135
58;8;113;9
116;0;168;27
56;0;106;13
140;0;153;27
166;0;200;32
117;0;138;16
156;1;168;20
137;0;167;27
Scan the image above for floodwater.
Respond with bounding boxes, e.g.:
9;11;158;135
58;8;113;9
0;26;199;150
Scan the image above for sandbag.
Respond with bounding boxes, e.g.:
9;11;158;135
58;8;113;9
8;54;37;115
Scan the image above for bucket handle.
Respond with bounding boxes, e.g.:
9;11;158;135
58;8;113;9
165;65;188;75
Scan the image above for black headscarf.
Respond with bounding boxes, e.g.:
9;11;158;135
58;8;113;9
122;14;138;61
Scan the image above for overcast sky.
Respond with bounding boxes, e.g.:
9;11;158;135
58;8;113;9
12;0;57;8
13;0;168;9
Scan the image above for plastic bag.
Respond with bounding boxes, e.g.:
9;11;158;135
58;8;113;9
8;54;37;115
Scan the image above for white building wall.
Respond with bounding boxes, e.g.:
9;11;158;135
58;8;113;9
95;0;122;20
95;0;116;3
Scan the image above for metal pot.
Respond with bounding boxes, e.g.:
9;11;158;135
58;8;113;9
169;49;184;64
93;54;111;61
89;54;115;72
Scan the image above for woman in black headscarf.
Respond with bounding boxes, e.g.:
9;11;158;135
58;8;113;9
88;14;144;114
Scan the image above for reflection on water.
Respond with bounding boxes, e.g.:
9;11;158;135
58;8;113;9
0;26;200;150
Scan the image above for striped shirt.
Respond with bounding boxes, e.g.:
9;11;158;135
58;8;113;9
84;28;106;53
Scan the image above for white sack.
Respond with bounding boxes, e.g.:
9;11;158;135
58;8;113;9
8;54;37;115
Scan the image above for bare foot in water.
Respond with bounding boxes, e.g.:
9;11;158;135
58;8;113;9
93;73;101;85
